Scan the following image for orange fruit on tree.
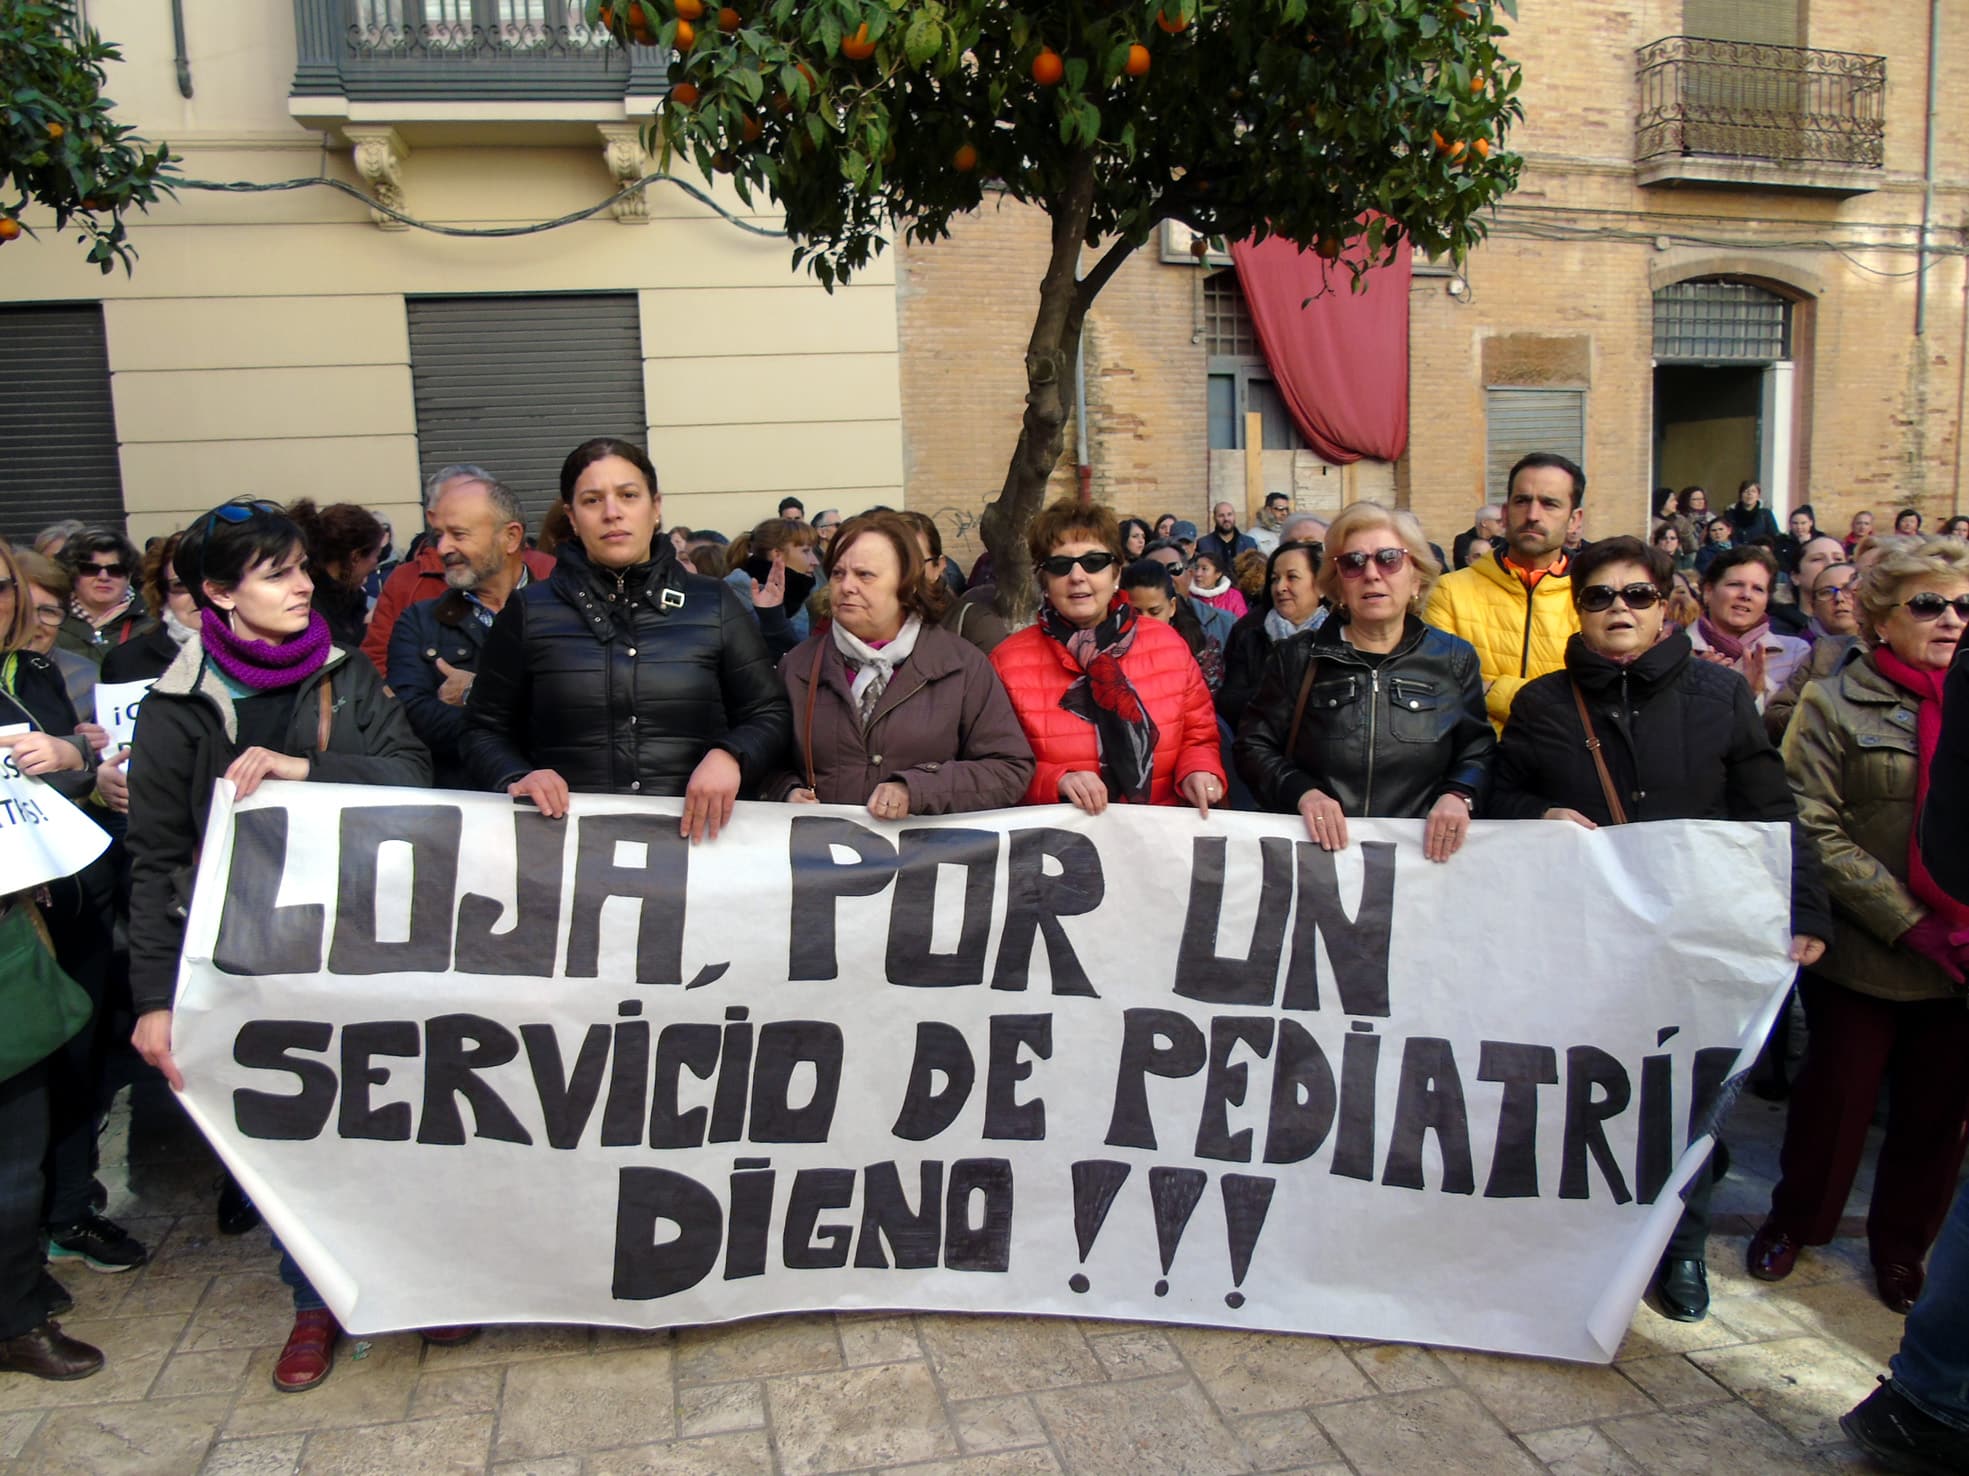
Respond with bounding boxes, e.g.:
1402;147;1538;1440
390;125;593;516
1314;232;1343;261
1469;136;1491;160
669;80;700;107
841;23;876;60
1470;73;1487;94
45;122;64;140
0;218;20;242
712;149;737;172
1155;9;1188;33
674;0;706;17
741;113;763;142
1447;137;1467;160
1124;43;1151;77
1031;47;1064;85
1431;128;1451;153
627;6;655;42
675;18;696;50
796;61;817;88
770;89;792;112
718;6;740;32
953;142;979;172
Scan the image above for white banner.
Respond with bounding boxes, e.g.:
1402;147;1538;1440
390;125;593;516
94;678;155;753
171;782;1794;1362
0;759;111;894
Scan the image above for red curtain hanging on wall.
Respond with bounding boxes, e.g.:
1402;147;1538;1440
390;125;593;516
1228;232;1412;465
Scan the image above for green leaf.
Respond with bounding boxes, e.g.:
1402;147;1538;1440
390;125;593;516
903;12;939;66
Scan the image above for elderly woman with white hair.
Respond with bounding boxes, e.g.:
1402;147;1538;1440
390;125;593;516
1234;501;1493;863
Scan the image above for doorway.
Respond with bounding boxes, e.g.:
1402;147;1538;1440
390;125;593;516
1653;364;1762;502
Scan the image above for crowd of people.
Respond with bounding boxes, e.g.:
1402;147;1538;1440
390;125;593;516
4;442;1969;1474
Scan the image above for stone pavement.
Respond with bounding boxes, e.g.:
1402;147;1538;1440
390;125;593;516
0;1079;1909;1475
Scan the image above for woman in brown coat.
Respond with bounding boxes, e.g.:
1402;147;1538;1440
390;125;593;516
1751;537;1969;1313
772;512;1033;816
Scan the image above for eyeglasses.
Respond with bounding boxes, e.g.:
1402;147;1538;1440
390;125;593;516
1333;547;1409;578
1903;593;1969;621
79;562;128;579
1578;583;1664;613
1813;584;1857;604
1039;551;1118;577
33;605;62;626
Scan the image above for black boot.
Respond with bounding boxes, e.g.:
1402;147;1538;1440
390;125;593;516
216;1172;260;1236
1655;1257;1709;1322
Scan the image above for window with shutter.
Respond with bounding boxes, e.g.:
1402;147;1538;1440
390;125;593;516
1485;389;1585;502
0;304;127;541
1683;0;1802;45
406;293;646;534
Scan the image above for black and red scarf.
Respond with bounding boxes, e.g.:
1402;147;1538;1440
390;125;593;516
1038;595;1159;803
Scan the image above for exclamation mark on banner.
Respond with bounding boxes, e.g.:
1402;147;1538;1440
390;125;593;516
1219;1174;1277;1309
1148;1166;1207;1297
1067;1159;1132;1294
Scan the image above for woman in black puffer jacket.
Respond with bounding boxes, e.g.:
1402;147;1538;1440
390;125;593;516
461;438;792;837
1491;535;1832;1327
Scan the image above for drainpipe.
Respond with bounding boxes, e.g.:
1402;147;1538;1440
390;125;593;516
171;0;194;99
1074;331;1091;501
1915;0;1939;335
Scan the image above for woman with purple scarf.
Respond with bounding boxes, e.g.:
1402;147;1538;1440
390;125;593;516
125;499;433;1394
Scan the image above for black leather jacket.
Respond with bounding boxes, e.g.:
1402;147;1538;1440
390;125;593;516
1233;614;1494;818
460;538;792;797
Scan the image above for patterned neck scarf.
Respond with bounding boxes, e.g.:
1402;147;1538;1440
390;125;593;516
832;614;922;728
1696;615;1772;695
1038;595;1159;804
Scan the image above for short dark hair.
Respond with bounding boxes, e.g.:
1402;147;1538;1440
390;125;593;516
62;526;139;575
1142;537;1186;567
1701;544;1779;588
1898;507;1923;527
1506;452;1586;509
559;437;657;502
1570;536;1673;602
827;511;947;623
1120;557;1178;598
1264;491;1290;507
174;500;308;613
778;496;805;517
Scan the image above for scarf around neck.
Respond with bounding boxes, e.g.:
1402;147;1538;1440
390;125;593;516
1265;605;1328;644
1697;615;1772;695
1038;595;1159;804
833;614;922;727
1191;576;1232;599
1872;645;1969;932
163;606;198;647
201;609;332;692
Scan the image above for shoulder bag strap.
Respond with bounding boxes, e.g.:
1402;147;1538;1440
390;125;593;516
802;639;826;795
1284;656;1322;758
1570;680;1628;826
317;675;335;753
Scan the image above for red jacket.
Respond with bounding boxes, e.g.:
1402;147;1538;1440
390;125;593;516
362;543;558;671
991;615;1225;806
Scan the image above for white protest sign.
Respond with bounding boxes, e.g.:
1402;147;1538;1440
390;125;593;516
95;679;155;752
0;756;111;893
172;783;1794;1362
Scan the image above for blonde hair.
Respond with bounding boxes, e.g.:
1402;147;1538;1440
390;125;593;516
1315;501;1443;608
1857;536;1969;640
0;542;40;653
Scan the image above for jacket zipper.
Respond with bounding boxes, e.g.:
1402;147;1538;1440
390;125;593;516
1364;668;1380;816
615;569;635;792
1519;580;1535;677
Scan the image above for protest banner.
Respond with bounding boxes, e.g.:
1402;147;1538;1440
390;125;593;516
0;754;111;894
94;678;155;752
170;782;1795;1362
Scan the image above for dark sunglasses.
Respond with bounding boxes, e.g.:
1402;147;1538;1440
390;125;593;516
1039;551;1118;577
79;562;128;578
1904;593;1969;621
1333;547;1409;578
1578;583;1664;613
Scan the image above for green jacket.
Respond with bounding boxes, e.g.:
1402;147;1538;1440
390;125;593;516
1781;652;1955;1002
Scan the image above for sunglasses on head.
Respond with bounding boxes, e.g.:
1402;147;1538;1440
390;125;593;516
1039;551;1118;577
1904;593;1969;621
1333;547;1408;578
1578;583;1663;613
80;562;128;578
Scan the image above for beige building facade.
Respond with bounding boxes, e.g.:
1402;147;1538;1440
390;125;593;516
897;0;1969;568
0;1;904;546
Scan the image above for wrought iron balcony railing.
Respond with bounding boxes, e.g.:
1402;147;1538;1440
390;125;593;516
292;0;666;104
1635;36;1885;171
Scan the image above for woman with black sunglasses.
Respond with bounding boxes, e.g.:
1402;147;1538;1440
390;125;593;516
991;497;1224;813
1490;534;1831;1323
1235;501;1492;863
55;529;145;667
125;498;434;1395
1749;536;1969;1317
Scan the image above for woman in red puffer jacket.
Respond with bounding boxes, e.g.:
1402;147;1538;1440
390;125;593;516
991;498;1226;814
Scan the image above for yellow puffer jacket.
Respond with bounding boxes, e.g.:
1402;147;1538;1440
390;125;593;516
1423;553;1579;730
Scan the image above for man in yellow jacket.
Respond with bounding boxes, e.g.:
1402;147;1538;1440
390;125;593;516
1424;453;1585;731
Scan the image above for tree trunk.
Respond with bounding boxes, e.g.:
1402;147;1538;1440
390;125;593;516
982;154;1099;628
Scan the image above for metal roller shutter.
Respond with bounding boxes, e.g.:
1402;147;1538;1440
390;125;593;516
0;303;127;542
406;293;646;533
1485;388;1585;502
1683;0;1802;45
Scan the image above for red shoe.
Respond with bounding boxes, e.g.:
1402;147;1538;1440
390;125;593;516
419;1325;480;1347
1747;1220;1801;1282
272;1309;339;1393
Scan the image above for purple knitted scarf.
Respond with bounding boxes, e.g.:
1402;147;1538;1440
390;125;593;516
201;610;332;692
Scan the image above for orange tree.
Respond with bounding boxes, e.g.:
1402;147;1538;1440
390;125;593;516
1;2;175;272
597;0;1523;617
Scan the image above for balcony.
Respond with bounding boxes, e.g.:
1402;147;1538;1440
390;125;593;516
290;0;670;133
1634;36;1885;196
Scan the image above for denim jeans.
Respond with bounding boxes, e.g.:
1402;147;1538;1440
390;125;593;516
1891;1178;1969;1431
0;1064;51;1339
274;1237;327;1313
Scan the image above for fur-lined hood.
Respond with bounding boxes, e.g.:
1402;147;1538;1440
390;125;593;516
151;635;353;744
